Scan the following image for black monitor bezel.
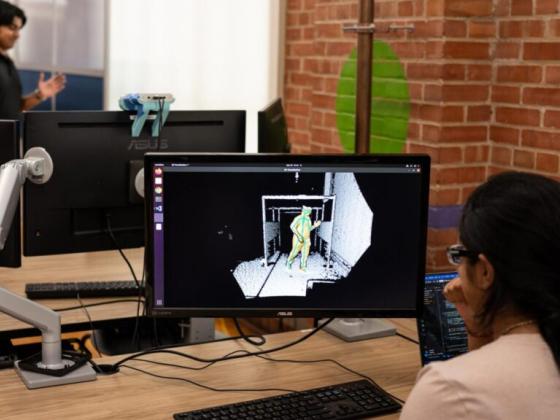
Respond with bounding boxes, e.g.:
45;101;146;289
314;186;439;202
258;98;290;153
145;153;431;318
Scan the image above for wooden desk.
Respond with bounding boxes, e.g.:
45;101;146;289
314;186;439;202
0;248;144;338
0;328;421;419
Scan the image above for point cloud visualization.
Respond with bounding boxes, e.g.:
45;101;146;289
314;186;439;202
233;172;374;299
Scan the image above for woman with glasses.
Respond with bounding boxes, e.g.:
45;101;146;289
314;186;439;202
401;171;560;419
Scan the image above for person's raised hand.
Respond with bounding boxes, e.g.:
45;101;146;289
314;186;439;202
37;72;66;99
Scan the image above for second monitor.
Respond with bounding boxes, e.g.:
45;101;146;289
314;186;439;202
23;110;245;256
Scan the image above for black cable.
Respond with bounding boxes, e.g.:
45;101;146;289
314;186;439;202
232;318;266;346
54;298;144;312
254;353;405;404
396;332;419;345
76;293;101;357
105;213;140;287
132;246;148;350
99;318;334;372
120;364;298;394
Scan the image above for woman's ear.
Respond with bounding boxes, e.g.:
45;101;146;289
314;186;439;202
474;254;495;290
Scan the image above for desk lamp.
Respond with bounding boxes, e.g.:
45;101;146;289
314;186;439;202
0;148;96;388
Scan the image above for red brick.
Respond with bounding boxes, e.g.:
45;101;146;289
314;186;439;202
438;166;487;183
467;65;492;81
465;145;490;162
536;153;560;173
500;21;523;38
443;42;491;59
491;147;513;165
428;228;460;246
444;20;468;37
398;1;414;16
442;64;466;80
536;0;559;14
491;126;521;145
439;147;463;163
523;87;560;107
524;43;560;60
468;105;492;122
316;23;342;39
496;107;541;126
442;85;490;102
495;42;521;59
419;104;464;122
522;129;560;150
495;0;511;16
492;86;521;104
469;21;496;38
497;65;543;83
424;85;443;102
545;66;560;83
445;0;494;16
526;20;545;37
512;0;534;15
391;42;427;59
544;110;560;128
440;126;488;142
409;21;445;38
427;0;445;16
407;63;443;80
513;150;536;169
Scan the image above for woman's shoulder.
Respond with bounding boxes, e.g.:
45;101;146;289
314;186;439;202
400;334;559;420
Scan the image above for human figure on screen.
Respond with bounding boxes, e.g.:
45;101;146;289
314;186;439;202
286;206;321;271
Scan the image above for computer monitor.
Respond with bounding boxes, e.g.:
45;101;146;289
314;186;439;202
258;98;290;153
22;110;245;256
145;153;430;318
0;120;21;267
418;272;468;365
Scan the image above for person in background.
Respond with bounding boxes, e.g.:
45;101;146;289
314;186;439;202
0;0;65;119
401;171;560;419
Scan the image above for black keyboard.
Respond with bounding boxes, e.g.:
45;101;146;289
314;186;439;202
173;380;401;419
25;281;144;299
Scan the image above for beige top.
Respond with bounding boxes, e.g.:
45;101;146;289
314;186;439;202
400;333;560;420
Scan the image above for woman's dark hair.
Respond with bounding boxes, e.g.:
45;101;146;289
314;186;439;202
460;171;560;368
0;1;26;28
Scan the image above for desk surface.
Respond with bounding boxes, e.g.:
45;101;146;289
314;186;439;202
0;248;144;336
0;328;421;419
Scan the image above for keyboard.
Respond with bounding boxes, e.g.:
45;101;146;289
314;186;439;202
173;380;401;419
25;281;144;299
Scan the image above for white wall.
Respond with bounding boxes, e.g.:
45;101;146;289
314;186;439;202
105;0;284;152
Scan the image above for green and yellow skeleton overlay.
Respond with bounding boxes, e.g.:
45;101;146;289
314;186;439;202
286;206;321;271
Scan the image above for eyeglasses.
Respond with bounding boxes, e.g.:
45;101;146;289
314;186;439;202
446;244;478;265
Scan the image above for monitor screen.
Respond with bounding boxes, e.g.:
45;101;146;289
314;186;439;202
145;153;430;318
23;110;245;256
258;98;290;153
0;120;21;267
418;272;468;365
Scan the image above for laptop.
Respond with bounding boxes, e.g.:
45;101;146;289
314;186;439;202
417;272;469;365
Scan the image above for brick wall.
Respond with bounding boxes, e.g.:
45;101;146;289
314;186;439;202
284;0;560;271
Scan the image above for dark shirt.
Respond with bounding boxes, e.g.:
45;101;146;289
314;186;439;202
0;54;22;120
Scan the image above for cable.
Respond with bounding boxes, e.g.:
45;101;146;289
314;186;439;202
105;213;140;287
396;332;419;345
254;353;405;404
98;318;334;373
119;364;297;394
232;318;266;346
76;293;101;357
54;298;144;312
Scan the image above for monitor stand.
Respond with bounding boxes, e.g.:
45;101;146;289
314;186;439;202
323;318;396;342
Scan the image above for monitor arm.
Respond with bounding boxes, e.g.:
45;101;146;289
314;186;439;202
0;148;96;388
0;147;53;248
